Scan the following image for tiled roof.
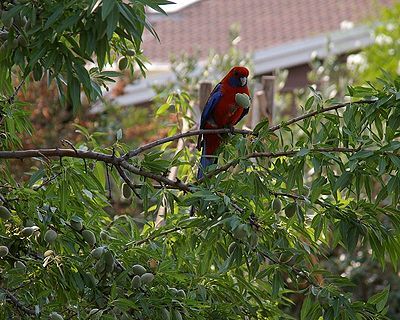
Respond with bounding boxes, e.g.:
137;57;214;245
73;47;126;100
142;0;393;63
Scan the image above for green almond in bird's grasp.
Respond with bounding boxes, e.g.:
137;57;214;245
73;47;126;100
91;246;105;260
49;312;64;320
44;229;57;243
272;198;282;214
140;272;155;285
235;93;251;109
131;275;141;288
132;264;146;275
82;230;96;246
0;245;9;257
0;206;11;219
118;57;128;70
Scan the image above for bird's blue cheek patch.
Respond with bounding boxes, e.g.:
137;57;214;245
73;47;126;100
228;76;241;87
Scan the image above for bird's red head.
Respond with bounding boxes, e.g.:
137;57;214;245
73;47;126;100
223;66;250;88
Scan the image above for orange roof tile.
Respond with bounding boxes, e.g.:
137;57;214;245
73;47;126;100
142;0;393;63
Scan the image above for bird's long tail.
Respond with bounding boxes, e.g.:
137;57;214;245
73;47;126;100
197;142;216;180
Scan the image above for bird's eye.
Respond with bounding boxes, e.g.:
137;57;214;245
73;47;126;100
234;71;239;76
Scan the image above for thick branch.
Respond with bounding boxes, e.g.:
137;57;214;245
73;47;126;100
123;128;252;159
2;288;36;316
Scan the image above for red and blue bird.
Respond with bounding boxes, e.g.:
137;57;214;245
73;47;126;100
197;66;251;179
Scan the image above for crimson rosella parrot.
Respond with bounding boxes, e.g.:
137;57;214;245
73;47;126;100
197;66;251;179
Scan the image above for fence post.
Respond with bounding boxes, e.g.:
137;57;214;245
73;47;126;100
199;81;212;112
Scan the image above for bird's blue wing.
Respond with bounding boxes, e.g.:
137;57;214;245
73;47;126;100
200;83;223;128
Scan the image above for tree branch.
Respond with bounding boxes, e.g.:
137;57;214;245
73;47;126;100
122;128;253;159
268;99;375;132
1;288;36;316
199;147;359;182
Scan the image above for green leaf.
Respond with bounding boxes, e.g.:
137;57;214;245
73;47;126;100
368;286;390;313
102;0;116;20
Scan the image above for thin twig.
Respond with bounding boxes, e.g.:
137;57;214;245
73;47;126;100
115;165;141;199
199;147;359;183
268;99;375;132
0;78;27;104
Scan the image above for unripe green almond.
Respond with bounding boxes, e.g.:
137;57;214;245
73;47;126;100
70;219;83;231
0;245;9;257
99;230;110;241
132;264;146;276
176;289;186;299
235;93;251;108
14;260;26;269
0;31;8;42
44;250;54;257
228;242;238;255
105;261;114;273
121;183;132;199
95;260;105;275
126;49;135;56
233;224;247;240
0;206;11;219
131;275;141;288
118;57;128;70
104;250;114;266
140;272;154;285
49;312;64;320
173;310;183;320
91;246;105;260
285;202;297;218
169;287;178;295
161;307;170;320
82;230;96;246
272;198;282;214
249;232;258;247
20;227;34;237
44;229;57;244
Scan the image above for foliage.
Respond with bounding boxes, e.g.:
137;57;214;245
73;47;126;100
1;1;400;319
350;2;400;82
